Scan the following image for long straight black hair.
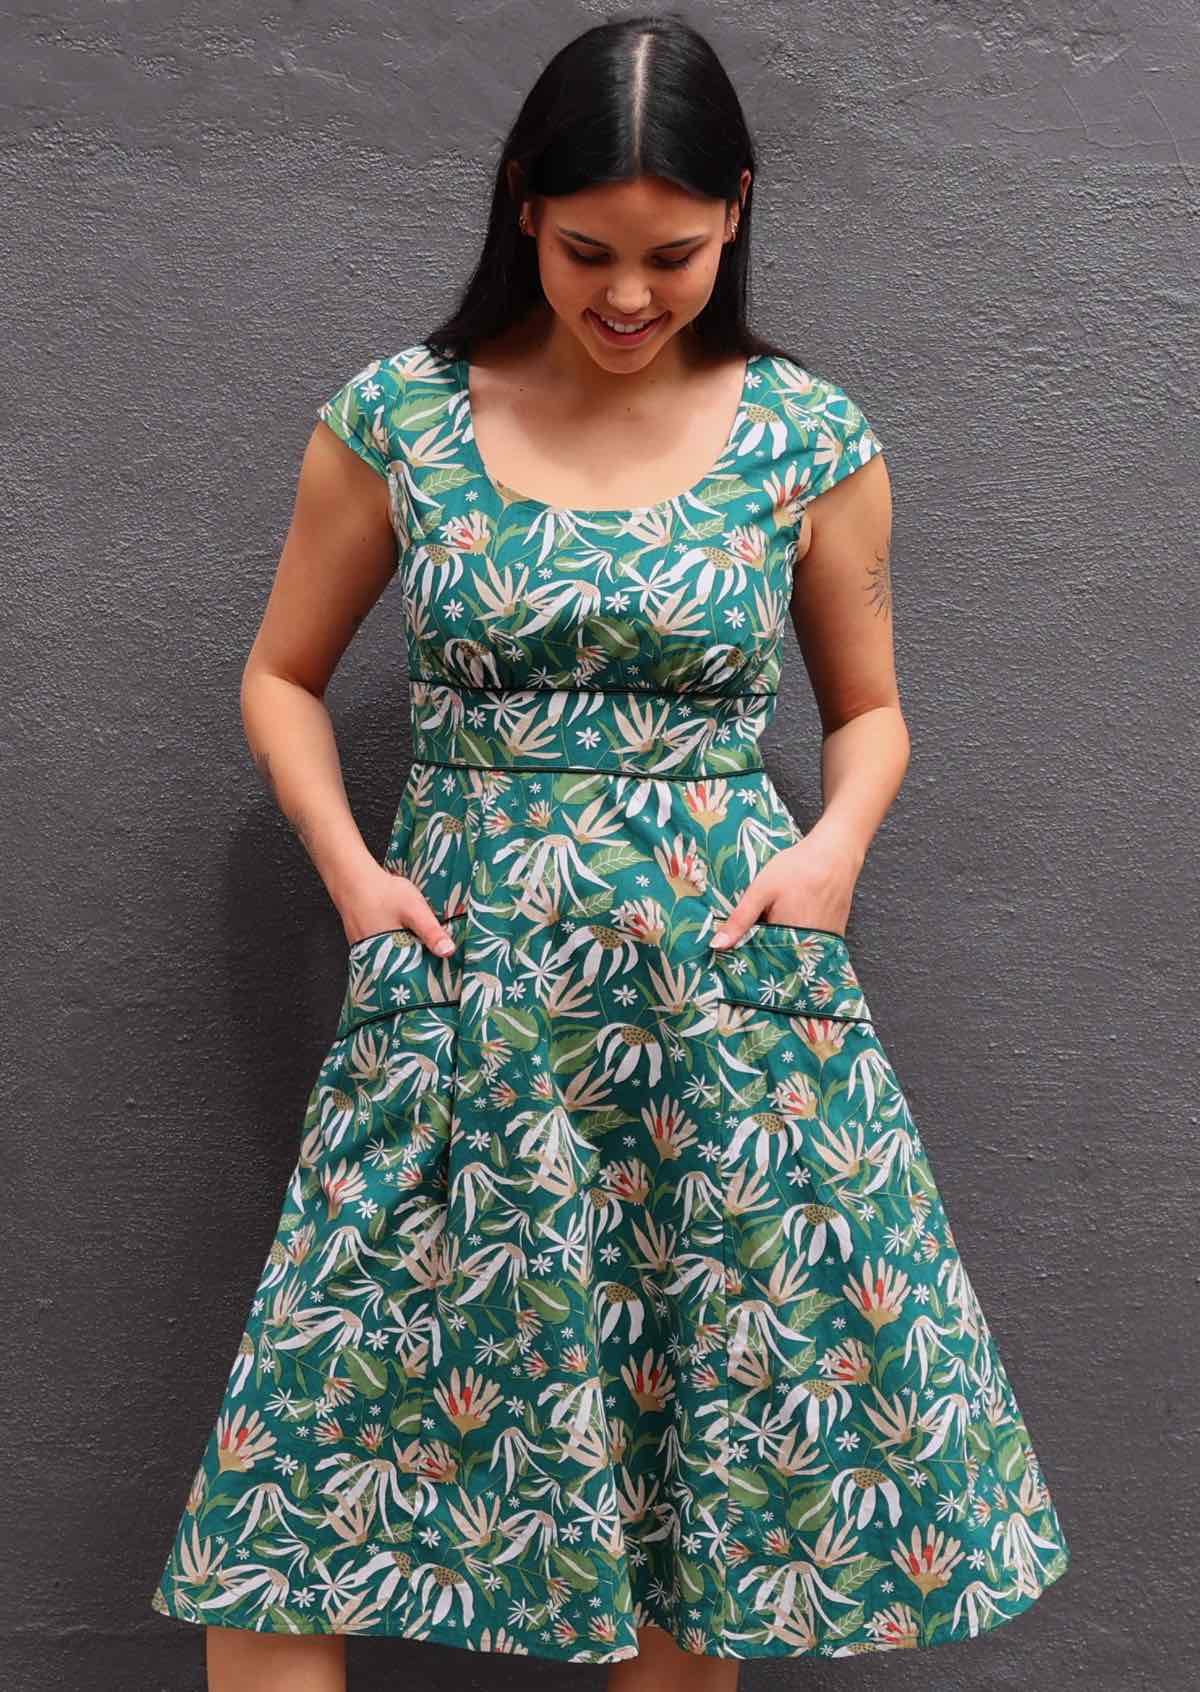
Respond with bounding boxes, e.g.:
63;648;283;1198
424;11;807;369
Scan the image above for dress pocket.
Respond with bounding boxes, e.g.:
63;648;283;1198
703;925;880;1179
709;923;872;1023
338;911;469;1033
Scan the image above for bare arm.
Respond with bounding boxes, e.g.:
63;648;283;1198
241;420;456;956
790;450;907;873
710;450;906;946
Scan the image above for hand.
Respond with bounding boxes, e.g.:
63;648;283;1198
709;840;858;949
339;863;457;956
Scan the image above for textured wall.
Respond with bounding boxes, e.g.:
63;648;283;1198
3;3;1196;1689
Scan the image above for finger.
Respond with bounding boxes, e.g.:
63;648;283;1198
391;877;456;956
709;901;765;949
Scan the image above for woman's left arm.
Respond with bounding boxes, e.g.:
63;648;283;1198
710;451;905;946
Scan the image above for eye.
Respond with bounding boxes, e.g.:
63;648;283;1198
564;248;694;271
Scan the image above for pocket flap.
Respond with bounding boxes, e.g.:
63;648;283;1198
337;913;468;1036
711;925;872;1022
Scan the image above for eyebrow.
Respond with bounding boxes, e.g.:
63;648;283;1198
555;226;709;252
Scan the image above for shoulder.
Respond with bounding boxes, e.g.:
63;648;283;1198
753;352;885;501
315;341;456;476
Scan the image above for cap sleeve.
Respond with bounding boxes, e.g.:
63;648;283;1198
807;381;884;499
317;356;404;478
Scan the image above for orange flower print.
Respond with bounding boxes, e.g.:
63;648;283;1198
620;1349;676;1411
214;1406;275;1474
151;342;1069;1663
891;1524;967;1595
652;832;709;899
433;1366;502;1432
842;1256;911;1329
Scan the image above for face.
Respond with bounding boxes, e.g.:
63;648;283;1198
515;172;749;369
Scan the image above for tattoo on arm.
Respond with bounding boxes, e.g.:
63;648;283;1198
252;745;316;859
865;540;893;618
290;807;318;858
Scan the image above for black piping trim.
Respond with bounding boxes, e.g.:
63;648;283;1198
742;923;850;943
342;999;461;1033
408;676;778;701
717;995;871;1024
409;757;767;779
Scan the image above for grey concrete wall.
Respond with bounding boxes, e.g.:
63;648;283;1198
3;3;1195;1689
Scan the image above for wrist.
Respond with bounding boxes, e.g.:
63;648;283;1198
805;814;868;872
324;847;386;913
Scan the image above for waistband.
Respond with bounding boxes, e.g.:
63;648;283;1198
408;678;776;776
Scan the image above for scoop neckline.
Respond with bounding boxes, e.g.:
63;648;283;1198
453;348;757;519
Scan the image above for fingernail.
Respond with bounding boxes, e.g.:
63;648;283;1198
435;936;455;956
710;930;731;948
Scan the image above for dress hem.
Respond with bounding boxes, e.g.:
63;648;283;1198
149;1546;1070;1665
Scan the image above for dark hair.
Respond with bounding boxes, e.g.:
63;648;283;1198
424;12;806;368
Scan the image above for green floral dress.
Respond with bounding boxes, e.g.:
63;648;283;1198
151;340;1070;1662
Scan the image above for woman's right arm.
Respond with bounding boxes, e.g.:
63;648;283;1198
239;419;457;957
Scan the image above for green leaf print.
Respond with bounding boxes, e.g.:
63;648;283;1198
586;616;640;658
786;1287;844;1324
389;1394;424;1434
735;1019;791;1064
488;1003;539;1048
728;1467;770;1507
582;841;648;878
833;1553;889;1593
458;728;497;765
579;1105;634;1133
420;464;476;495
550;1028;601;1074
342;1347;389;1397
788;1485;836;1533
737;1218;785;1267
550;1547;600;1591
151;341;1070;1664
731;1071;770;1109
679;1557;707;1600
553;772;609;804
521;1278;572;1322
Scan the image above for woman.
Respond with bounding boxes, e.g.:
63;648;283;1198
151;14;1071;1690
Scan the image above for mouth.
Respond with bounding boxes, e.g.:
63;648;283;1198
586;308;667;347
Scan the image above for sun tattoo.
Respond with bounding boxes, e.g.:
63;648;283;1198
865;539;892;618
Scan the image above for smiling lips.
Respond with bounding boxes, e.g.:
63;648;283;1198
588;308;666;343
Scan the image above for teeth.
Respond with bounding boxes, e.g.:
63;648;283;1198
598;313;656;334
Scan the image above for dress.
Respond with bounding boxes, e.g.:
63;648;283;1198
150;340;1071;1661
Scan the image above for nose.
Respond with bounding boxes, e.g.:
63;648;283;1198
605;280;656;314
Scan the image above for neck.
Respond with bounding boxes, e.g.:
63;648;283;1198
528;305;704;408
